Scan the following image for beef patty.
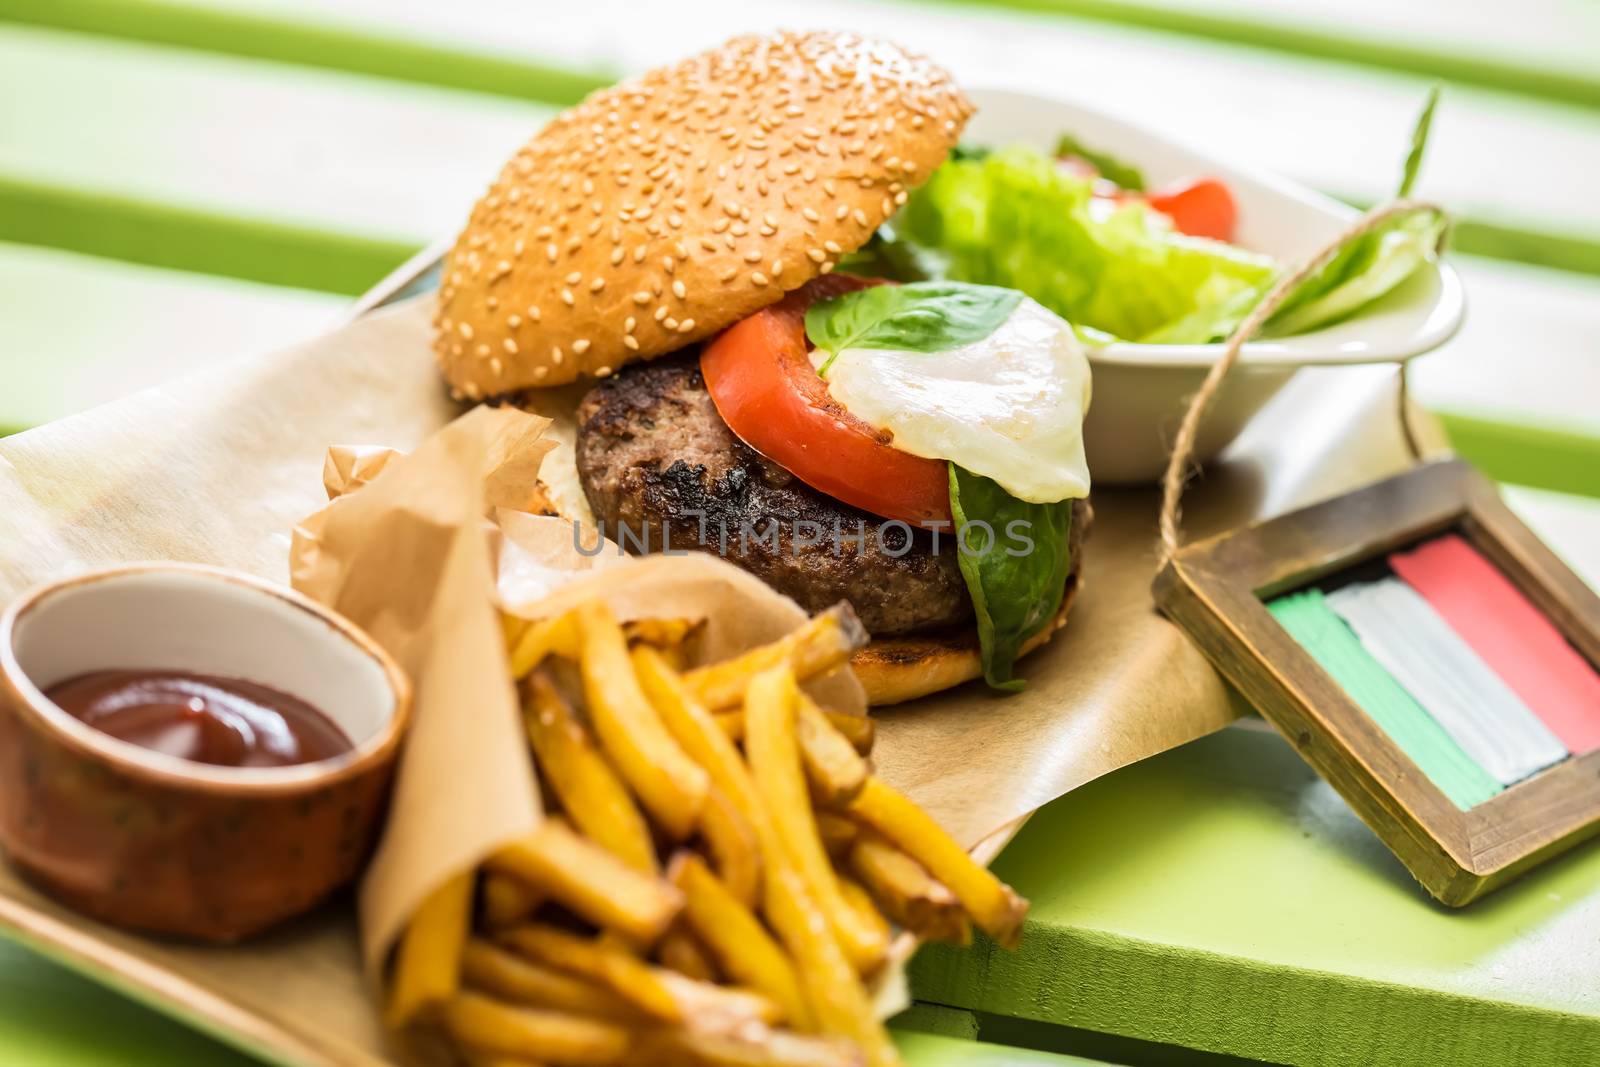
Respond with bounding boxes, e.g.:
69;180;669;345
574;353;974;636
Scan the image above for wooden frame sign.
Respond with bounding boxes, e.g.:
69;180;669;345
1155;458;1600;905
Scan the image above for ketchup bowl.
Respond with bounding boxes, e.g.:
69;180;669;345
0;563;410;942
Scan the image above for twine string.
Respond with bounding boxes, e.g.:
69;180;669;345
1156;198;1446;566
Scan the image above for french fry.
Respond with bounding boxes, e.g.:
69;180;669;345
498;924;779;1028
669;853;810;1030
698;786;761;908
499;923;681;1022
763;866;899;1067
641;1027;866;1067
509;611;581;679
634;647;763;821
441;991;632;1066
796;696;868;808
486;818;681;945
656;969;783;1030
848;777;1028;949
847;832;969;946
658;925;718;983
716;709;875;756
577;602;709;839
624;617;699;649
502;612;532;651
744;666;888;975
683;604;867;711
814;813;859;859
835;876;891;970
523;671;658;873
386;870;475;1028
481;873;542;929
462;940;640;1022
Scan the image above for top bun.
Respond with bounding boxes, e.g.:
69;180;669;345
434;30;973;397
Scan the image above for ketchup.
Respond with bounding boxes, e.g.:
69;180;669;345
44;670;352;768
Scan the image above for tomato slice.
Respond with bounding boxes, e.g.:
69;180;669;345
1145;177;1238;242
700;276;953;527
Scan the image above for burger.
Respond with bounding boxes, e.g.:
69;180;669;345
433;31;1092;703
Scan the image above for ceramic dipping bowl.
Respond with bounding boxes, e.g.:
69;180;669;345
0;563;410;942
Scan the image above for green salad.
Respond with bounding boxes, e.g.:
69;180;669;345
847;89;1446;348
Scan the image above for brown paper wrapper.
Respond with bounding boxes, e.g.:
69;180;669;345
287;405;864;979
0;295;1425;1065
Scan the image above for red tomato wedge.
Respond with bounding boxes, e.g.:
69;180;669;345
1145;177;1238;242
700;276;954;527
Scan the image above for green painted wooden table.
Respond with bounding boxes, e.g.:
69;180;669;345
2;2;1598;1064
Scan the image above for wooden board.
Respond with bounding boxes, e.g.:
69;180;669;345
911;723;1600;1066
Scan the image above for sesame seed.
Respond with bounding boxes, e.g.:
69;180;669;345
503;338;519;354
490;357;504;375
751;271;769;286
508;314;522;328
596;365;613;378
654;305;669;322
624;335;640;350
573;339;591;354
552;346;564;364
624;316;636;332
772;260;784;275
611;247;625;265
743;249;763;262
528;306;542;322
533;366;549;381
835;205;849;220
561;289;575;306
633;291;651;304
664;316;678;330
591;277;606;291
719;266;738;282
672;280;687;299
820;261;835;274
679;318;695;333
565;271;582;285
853;209;870;227
458;322;474;339
807;248;826;263
802;207;820;222
823;240;842;254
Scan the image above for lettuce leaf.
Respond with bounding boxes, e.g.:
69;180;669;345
948;464;1075;691
1260;88;1445;337
897;146;1276;343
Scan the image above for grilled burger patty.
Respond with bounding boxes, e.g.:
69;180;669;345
574;354;974;636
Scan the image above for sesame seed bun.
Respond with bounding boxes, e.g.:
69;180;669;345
434;30;974;397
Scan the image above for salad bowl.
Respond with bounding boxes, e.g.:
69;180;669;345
963;88;1465;484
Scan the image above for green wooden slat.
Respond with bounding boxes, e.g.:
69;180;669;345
910;726;1600;1067
1438;414;1600;500
0;933;1118;1066
0;0;610;105
914;0;1600;110
0;240;344;434
0;177;419;297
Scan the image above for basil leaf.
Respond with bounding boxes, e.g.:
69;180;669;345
1053;132;1145;192
948;464;1075;691
805;281;1023;374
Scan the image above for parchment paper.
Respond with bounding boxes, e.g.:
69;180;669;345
0;295;1423;1067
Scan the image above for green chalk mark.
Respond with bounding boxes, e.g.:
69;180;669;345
1268;588;1501;809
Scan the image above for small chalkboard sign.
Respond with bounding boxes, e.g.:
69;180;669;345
1155;458;1600;905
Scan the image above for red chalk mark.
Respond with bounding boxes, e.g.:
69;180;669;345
1390;534;1600;755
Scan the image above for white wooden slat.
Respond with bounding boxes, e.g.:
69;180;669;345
0;24;549;245
0;242;344;429
181;0;1600;241
1409;255;1600;436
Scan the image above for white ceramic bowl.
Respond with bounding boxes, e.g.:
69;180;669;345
964;88;1466;484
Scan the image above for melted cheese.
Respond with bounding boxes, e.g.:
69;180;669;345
814;297;1092;502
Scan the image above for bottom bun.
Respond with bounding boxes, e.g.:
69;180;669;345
849;555;1083;706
